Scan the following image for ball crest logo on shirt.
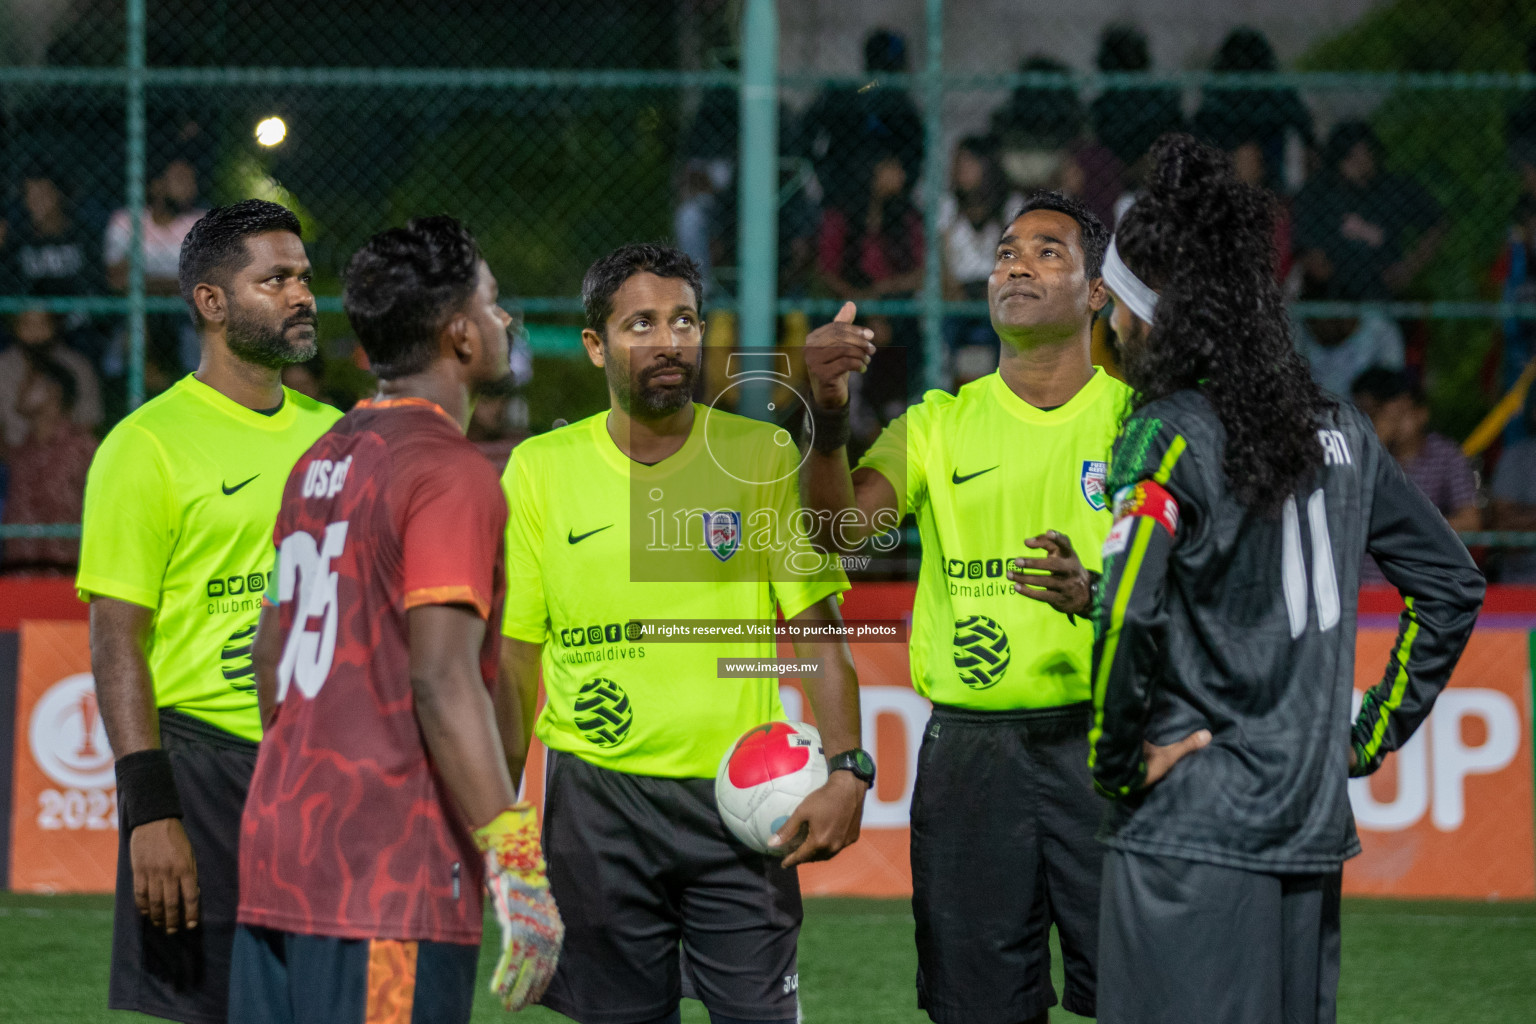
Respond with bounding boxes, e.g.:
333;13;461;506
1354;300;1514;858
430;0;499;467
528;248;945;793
952;615;1011;690
29;673;115;790
702;510;742;562
222;623;258;692
573;677;634;747
1081;460;1109;511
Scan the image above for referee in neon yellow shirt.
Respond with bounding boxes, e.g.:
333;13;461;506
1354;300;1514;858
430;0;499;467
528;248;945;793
802;191;1127;1024
500;244;869;1024
77;201;340;1024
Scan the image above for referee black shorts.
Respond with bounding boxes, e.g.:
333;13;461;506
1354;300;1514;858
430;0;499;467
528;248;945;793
1098;849;1343;1024
539;749;802;1024
911;702;1102;1024
110;710;256;1024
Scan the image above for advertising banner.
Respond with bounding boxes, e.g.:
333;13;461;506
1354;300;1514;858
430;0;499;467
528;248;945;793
1347;628;1535;898
9;620;117;893
6;584;1534;899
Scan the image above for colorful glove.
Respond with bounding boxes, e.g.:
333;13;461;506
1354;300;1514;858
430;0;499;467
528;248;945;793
473;802;564;1011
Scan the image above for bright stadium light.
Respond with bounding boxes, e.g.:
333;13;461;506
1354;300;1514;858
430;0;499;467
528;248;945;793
255;116;287;147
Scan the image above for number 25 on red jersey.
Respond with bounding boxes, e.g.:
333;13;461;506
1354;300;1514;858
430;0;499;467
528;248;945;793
276;521;350;702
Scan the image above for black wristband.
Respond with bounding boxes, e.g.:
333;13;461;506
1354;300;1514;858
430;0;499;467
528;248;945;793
115;749;183;833
804;402;851;454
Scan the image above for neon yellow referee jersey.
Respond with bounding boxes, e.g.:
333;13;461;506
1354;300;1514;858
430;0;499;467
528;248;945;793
859;368;1131;710
502;406;847;778
77;374;341;741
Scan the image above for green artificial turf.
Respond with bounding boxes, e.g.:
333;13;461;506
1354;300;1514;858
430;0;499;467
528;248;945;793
1;893;1531;1022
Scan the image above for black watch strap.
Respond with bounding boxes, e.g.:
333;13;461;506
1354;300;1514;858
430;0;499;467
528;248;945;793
828;748;876;785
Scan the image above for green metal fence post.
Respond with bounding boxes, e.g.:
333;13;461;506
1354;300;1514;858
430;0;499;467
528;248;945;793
125;0;148;410
920;0;945;393
736;0;778;419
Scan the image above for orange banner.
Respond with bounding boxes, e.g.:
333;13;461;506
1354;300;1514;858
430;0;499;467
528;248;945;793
8;612;1534;899
10;620;118;893
1347;629;1535;898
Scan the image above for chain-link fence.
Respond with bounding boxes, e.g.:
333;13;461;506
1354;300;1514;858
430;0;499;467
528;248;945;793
4;0;1536;575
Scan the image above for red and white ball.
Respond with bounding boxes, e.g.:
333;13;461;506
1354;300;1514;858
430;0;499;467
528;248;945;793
715;721;828;856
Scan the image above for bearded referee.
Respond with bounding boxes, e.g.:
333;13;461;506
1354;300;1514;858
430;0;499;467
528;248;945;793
501;243;868;1024
803;191;1127;1023
78;200;340;1024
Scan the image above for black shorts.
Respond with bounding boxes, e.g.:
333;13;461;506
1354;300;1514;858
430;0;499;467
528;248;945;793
1098;849;1342;1024
227;924;478;1024
910;703;1103;1024
110;711;256;1024
539;749;802;1024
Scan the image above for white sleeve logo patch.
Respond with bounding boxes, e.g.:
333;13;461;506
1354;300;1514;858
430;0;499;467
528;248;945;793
1102;516;1133;557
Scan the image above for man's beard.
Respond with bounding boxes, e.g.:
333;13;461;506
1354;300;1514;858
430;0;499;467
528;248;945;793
225;302;318;370
1115;321;1157;393
472;370;519;399
610;356;696;418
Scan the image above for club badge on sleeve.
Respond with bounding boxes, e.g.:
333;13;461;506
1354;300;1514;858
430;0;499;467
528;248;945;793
1111;481;1180;537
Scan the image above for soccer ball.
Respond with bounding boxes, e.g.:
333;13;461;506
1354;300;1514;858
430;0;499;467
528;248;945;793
715;721;828;856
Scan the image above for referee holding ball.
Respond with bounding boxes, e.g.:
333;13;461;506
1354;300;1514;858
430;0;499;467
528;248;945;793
499;243;870;1024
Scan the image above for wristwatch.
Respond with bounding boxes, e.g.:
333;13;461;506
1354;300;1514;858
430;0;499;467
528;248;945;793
827;748;876;786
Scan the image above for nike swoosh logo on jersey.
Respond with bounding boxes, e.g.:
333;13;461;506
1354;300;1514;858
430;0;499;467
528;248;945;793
951;466;998;485
221;474;260;495
568;525;614;544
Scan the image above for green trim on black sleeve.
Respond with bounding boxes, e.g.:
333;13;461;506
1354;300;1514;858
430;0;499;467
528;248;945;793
1088;517;1155;788
1152;435;1188;485
1358;596;1420;769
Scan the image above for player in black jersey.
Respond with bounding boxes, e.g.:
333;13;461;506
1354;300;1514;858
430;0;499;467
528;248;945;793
1086;135;1485;1023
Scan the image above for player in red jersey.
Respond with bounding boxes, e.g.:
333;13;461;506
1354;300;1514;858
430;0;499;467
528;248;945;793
231;216;562;1024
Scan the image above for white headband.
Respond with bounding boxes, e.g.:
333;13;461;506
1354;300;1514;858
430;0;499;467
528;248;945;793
1102;238;1158;325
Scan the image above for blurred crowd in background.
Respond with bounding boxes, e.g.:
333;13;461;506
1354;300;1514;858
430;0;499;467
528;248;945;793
4;10;1536;584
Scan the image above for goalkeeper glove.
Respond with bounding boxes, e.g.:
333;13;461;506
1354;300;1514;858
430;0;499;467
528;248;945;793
473;802;564;1011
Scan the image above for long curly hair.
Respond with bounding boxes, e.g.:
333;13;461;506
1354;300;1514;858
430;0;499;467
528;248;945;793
1115;133;1332;514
